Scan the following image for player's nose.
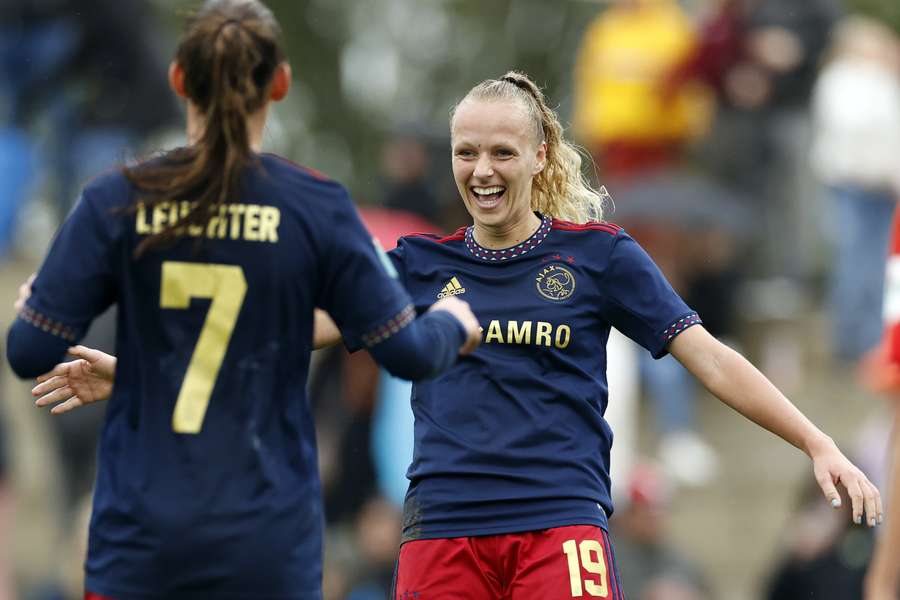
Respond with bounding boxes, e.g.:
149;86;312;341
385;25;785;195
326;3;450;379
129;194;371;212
473;154;494;179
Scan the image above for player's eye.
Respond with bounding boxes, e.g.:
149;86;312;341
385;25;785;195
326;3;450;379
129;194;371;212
455;149;476;159
494;148;515;158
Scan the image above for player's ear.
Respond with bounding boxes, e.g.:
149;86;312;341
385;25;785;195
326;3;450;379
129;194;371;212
533;141;547;175
169;61;187;98
269;62;291;102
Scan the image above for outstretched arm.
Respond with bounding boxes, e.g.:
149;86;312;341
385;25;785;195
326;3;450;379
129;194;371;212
32;301;480;414
670;325;883;527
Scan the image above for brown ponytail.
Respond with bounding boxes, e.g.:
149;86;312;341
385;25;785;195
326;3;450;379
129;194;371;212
453;71;609;224
125;0;285;257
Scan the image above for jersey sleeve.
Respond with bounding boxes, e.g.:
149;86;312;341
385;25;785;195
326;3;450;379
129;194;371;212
387;244;407;288
314;190;418;352
597;232;701;358
7;190;118;377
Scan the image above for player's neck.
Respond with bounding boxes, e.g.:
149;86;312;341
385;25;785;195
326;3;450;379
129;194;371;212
472;210;542;249
185;103;266;152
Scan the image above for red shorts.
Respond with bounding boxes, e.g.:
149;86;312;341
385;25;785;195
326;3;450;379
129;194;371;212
85;593;115;600
394;524;624;600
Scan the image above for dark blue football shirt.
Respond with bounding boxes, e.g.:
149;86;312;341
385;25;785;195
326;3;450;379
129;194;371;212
390;214;701;542
7;154;465;599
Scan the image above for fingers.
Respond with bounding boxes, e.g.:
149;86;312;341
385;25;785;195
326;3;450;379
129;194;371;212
50;396;86;415
459;328;482;355
430;297;482;355
34;385;75;408
35;362;73;384
32;375;71;398
815;470;841;509
67;345;106;364
862;479;884;526
840;472;883;527
873;481;885;523
847;478;865;525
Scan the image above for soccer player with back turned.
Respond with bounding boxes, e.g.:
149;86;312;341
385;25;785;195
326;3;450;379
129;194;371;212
6;1;481;599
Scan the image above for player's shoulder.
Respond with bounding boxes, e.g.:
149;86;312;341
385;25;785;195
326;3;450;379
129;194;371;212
257;153;354;215
551;218;626;249
397;227;467;248
81;166;131;203
259;153;343;192
551;218;622;236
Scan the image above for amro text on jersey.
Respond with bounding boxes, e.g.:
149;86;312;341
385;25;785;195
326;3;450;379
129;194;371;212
483;319;571;349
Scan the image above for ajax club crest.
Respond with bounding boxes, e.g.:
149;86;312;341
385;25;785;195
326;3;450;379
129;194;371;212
535;264;576;301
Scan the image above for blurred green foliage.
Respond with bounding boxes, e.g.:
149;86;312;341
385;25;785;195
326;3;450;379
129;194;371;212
153;0;900;205
250;0;601;202
844;0;900;32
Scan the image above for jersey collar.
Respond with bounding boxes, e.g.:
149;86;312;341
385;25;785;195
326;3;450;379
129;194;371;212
464;213;553;262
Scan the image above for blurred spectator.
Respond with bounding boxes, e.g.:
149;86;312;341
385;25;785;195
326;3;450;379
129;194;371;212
0;0;178;257
573;0;729;486
344;497;402;600
310;344;380;525
573;0;714;178
380;129;443;224
674;0;842;277
765;481;875;600
810;16;900;363
609;462;713;600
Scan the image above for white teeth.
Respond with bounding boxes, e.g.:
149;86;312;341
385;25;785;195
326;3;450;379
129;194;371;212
472;186;504;196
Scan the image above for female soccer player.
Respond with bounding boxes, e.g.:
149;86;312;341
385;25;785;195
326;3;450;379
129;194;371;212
5;1;480;599
27;71;882;599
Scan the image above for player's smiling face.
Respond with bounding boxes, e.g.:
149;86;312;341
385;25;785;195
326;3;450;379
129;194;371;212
451;99;546;232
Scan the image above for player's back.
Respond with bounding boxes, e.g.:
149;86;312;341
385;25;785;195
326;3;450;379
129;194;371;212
83;154;376;598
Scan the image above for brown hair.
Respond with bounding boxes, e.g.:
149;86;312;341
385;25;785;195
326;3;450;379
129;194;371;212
125;0;285;256
451;71;609;223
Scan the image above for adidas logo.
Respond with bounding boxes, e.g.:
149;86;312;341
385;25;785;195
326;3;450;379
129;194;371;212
437;276;466;299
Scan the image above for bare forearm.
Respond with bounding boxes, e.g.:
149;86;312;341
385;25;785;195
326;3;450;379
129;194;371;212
671;327;832;456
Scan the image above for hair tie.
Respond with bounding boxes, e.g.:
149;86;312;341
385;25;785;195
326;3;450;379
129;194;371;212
215;18;243;36
501;75;533;96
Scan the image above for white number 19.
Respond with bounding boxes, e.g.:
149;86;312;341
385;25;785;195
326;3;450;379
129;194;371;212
562;539;609;597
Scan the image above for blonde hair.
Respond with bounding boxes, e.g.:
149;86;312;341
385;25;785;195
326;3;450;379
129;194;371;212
452;71;609;224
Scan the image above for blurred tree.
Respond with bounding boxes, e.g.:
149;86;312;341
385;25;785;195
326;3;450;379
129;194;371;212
254;0;604;202
844;0;900;32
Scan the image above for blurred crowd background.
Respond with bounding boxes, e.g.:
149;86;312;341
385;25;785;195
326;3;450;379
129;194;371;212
2;0;900;599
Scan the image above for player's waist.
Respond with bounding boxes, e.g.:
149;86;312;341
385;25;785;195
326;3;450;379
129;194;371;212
400;494;610;543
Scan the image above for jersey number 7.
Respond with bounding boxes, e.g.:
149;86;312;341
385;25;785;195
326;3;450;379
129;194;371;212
161;261;247;434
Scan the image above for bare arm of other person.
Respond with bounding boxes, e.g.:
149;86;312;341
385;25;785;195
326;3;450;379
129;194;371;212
864;407;900;600
31;301;479;413
670;325;883;527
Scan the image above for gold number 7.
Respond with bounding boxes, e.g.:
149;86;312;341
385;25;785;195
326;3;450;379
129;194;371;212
161;262;247;434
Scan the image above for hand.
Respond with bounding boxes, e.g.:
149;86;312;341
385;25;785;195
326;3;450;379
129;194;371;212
429;296;481;355
811;439;883;527
14;273;34;313
32;346;117;414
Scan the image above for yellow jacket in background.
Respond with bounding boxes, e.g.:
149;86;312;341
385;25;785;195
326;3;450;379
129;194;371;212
573;0;713;147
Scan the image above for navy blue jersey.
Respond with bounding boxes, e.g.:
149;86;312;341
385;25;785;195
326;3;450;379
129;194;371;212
390;214;701;542
9;154;456;599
